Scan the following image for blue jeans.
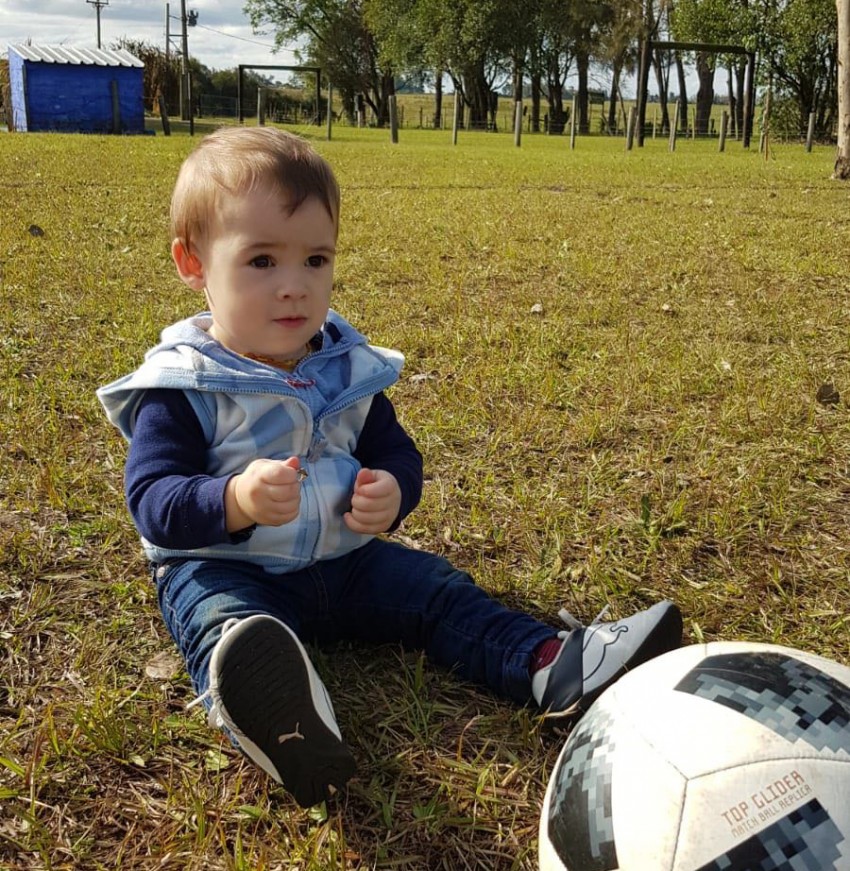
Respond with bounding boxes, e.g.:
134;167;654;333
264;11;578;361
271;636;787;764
154;538;556;706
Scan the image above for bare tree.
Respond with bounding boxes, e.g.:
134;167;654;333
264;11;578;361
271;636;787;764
836;0;850;178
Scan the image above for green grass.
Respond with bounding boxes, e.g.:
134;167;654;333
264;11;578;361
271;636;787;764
1;124;849;869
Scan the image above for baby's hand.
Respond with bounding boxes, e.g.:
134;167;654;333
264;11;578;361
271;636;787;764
344;468;401;535
226;457;303;531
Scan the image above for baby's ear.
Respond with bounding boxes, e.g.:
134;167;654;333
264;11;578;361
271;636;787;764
172;239;206;291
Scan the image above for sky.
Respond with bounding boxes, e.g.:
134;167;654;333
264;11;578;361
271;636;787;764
2;0;299;73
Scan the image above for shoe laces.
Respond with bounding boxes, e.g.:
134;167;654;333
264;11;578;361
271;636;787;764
556;604;611;637
185;617;244;731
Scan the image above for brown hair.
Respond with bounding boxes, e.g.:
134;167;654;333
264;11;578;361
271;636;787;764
170;126;340;250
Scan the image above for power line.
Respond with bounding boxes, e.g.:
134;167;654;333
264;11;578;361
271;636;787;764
193;22;290;52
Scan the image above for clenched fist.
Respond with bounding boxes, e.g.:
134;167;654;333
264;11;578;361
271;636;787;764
225;456;304;532
343;468;401;535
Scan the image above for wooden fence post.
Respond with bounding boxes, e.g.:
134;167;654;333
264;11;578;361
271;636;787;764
806;111;816;152
719;110;728;152
389;94;398;143
669;101;680;151
157;95;171;136
326;83;333;140
514;101;522;147
570;95;577;149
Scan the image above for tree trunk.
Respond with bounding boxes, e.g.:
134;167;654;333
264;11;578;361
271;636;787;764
379;72;395;127
433;69;443;129
653;49;670;134
531;73;542;132
340;90;356;124
727;66;736;135
464;62;490;129
488;88;498;132
577;49;590;134
547;62;566;134
695;52;714;136
675;54;689;132
607;60;622;134
836;0;850;178
512;57;523;134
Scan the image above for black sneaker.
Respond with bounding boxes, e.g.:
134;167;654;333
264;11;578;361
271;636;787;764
189;614;356;807
531;601;683;718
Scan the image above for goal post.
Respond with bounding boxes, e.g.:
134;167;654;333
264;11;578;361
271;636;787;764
635;41;756;148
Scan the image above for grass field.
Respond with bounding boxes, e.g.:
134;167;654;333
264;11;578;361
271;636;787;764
1;124;849;870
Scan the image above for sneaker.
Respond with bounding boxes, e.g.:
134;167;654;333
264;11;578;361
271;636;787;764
188;614;356;807
531;600;683;718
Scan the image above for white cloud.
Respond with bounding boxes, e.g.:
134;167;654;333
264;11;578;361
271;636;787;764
2;0;300;72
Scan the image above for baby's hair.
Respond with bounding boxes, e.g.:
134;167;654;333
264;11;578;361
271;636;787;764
170;126;340;250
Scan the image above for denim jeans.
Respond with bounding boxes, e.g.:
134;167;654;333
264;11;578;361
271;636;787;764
154;538;556;707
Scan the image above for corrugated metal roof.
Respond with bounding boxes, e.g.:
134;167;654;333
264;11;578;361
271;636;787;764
8;44;144;68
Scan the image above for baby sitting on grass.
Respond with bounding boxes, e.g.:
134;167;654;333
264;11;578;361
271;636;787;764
98;126;682;808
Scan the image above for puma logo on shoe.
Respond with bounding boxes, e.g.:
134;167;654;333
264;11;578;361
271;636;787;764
278;723;306;743
583;623;629;681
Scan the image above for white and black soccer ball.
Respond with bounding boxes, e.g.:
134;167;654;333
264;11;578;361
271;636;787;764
539;641;850;871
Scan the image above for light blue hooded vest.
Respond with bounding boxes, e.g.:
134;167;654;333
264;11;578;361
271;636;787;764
98;310;403;573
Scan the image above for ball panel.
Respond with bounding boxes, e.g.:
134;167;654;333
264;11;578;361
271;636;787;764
608;707;686;870
602;643;850;776
691;798;845;871
673;758;850;869
674;651;850;755
544;701;619;870
541;685;688;871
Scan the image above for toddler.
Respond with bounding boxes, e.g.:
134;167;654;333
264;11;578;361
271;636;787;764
98;126;682;808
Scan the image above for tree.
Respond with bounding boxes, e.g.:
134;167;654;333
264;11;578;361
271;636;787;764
245;0;395;125
565;0;616;134
596;0;643;133
759;0;838;137
671;0;755;135
837;0;850;177
112;38;180;113
536;0;578;134
368;0;515;130
649;1;674;135
425;0;514;129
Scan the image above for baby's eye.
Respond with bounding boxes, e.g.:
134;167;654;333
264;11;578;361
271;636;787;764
306;254;328;268
250;255;274;268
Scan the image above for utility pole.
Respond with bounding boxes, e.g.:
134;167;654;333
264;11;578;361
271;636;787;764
87;0;109;49
180;0;190;121
175;0;198;122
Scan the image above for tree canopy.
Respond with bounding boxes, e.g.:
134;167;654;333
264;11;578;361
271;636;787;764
242;0;841;137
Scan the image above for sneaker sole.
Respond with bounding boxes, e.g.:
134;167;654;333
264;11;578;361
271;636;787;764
543;602;683;720
215;617;357;807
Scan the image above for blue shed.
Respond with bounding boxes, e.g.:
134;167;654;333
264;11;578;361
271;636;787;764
7;44;144;133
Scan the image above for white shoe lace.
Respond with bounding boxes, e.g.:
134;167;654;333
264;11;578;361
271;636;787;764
556;604;611;636
185;617;243;729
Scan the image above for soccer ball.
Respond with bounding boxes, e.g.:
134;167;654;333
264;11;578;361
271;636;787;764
539;641;850;871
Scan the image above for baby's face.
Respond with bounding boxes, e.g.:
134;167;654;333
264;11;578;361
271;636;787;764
194;189;336;363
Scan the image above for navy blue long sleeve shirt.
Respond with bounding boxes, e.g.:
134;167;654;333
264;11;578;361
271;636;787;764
125;388;423;551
